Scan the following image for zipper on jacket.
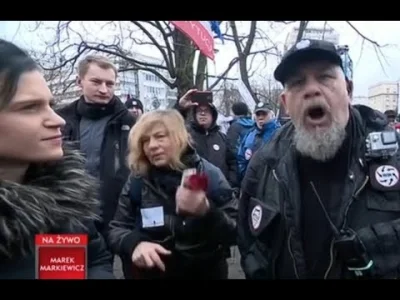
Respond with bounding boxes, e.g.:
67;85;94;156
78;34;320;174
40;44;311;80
287;230;300;278
270;169;286;279
342;175;369;229
273;169;299;279
324;239;335;279
323;173;369;279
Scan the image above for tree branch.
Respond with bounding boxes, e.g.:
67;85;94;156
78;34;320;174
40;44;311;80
130;21;173;73
346;21;383;47
208;57;239;90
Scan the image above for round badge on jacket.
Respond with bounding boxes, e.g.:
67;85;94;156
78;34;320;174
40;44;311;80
375;165;399;187
213;144;220;151
296;39;311;49
245;148;252;160
251;205;262;230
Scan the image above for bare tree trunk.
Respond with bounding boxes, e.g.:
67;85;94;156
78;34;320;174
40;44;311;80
195;53;207;90
296;21;309;42
172;29;196;97
230;21;260;103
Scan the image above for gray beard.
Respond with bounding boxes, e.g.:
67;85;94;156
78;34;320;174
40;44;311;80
294;121;347;161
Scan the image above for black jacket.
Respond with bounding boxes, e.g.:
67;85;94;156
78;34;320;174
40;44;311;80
174;101;238;187
188;121;238;187
226;116;254;156
57;97;135;236
0;147;114;279
238;105;400;279
107;151;238;278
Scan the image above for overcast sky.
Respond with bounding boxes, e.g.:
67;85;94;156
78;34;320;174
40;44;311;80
0;21;399;97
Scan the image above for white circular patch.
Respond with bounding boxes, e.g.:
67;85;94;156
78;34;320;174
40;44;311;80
251;205;262;230
257;102;264;108
132;101;137;105
296;39;311;50
375;165;399;187
213;144;220;151
245;148;252;160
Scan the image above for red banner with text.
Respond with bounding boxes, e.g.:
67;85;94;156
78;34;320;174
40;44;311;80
35;234;88;279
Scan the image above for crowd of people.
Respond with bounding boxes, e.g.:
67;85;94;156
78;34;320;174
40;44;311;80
0;37;399;279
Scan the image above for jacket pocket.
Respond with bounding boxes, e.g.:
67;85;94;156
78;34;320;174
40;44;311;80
360;191;400;278
366;191;400;212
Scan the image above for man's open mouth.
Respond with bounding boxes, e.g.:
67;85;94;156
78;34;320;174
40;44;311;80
306;105;327;121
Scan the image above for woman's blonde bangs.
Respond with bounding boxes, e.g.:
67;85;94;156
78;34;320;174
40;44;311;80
127;109;191;176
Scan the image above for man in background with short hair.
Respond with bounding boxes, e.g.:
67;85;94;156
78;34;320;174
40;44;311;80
236;102;280;182
57;55;135;239
226;102;254;156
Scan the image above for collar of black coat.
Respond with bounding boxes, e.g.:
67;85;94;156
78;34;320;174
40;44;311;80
148;145;201;175
0;142;100;260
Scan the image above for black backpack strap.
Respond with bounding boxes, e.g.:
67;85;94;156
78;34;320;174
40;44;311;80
129;176;143;205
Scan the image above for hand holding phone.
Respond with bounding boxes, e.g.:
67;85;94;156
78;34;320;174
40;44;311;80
176;169;210;216
191;91;213;105
178;89;198;109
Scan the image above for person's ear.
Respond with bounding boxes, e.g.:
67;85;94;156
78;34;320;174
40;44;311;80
346;80;353;99
280;91;289;115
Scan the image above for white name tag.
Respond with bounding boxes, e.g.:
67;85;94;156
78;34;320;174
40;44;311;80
140;206;164;228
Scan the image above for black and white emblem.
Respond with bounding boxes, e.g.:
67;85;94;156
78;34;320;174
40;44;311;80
375;165;399;187
251;205;262;230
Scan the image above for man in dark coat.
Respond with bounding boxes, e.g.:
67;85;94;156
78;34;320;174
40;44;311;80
57;55;135;239
238;39;400;279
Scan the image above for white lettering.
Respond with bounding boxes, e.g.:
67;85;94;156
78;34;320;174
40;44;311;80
39;265;85;272
56;235;81;244
187;21;212;52
41;237;54;244
49;257;75;264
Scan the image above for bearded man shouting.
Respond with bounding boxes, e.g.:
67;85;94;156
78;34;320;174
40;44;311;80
237;39;400;279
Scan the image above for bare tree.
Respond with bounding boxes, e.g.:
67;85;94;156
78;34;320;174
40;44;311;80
252;79;282;113
296;21;309;42
28;48;76;104
216;82;242;116
26;21;275;100
25;21;389;110
228;21;282;104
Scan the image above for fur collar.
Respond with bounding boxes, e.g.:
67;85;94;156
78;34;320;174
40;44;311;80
0;146;100;260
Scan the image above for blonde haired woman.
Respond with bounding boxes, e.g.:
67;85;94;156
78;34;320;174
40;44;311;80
108;109;237;279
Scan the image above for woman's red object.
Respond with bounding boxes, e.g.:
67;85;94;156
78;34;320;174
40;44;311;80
186;173;208;191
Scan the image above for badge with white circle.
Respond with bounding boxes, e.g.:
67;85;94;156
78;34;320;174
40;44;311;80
296;39;311;49
213;144;220;151
251;205;262;230
245;148;252;160
257;102;264;108
375;165;399;187
132;101;137;105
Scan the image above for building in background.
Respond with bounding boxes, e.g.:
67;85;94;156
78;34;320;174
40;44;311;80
352;96;370;107
284;24;340;51
47;52;177;110
368;81;399;113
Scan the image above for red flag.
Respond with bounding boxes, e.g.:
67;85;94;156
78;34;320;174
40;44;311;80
171;21;215;60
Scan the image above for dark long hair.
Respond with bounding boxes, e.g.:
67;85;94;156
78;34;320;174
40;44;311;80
0;39;39;110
